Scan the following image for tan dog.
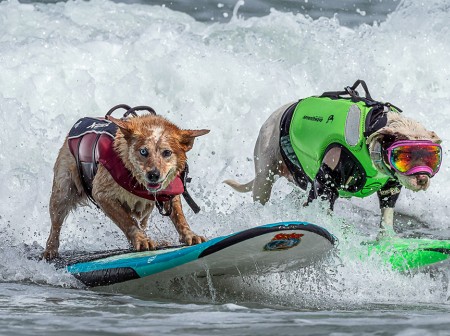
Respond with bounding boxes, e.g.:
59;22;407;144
225;83;442;238
43;109;209;260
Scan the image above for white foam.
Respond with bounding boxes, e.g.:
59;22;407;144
0;0;449;305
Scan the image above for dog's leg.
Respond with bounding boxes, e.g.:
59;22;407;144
43;143;84;260
166;195;206;245
376;182;402;240
305;148;341;210
376;207;396;240
138;205;153;231
305;164;339;211
252;155;279;205
379;207;395;233
224;104;291;205
92;165;157;250
44;179;80;260
251;105;291;205
97;197;157;250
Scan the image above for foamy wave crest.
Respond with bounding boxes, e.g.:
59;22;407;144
0;0;449;305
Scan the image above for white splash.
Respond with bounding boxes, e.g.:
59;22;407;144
0;0;449;306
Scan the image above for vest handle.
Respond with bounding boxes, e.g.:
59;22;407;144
346;79;372;100
105;104;157;119
320;79;375;104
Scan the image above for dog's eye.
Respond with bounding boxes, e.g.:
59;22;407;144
139;148;149;157
162;149;172;158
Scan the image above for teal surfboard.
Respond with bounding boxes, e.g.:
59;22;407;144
55;221;336;288
365;237;450;271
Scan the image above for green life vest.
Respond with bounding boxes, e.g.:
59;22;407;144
289;96;391;198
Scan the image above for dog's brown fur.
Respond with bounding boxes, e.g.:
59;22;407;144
43;113;209;260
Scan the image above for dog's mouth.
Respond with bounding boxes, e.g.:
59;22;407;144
146;182;162;191
395;173;430;192
145;168;176;192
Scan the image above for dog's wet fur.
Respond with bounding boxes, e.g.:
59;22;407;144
43;113;209;260
224;104;441;236
367;112;441;191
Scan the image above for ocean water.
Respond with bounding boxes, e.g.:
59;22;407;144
1;0;450;335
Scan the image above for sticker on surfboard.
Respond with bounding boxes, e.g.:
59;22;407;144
263;233;304;251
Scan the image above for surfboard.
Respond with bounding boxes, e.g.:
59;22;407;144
53;221;336;288
365;237;450;272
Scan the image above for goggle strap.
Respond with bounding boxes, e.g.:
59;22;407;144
370;143;396;178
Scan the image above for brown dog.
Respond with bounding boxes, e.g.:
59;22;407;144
225;81;442;238
43;107;209;260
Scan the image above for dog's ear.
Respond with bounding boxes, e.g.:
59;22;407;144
429;131;442;144
366;126;400;145
180;129;210;151
374;126;401;138
107;116;133;138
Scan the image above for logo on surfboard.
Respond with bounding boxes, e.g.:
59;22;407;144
263;233;304;251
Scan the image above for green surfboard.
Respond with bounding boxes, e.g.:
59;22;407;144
365;237;450;271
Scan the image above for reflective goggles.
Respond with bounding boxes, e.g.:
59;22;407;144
385;140;442;176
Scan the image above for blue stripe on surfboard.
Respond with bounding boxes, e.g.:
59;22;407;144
67;235;219;276
66;221;335;278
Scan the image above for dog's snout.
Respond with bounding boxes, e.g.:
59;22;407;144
416;174;429;186
146;168;160;182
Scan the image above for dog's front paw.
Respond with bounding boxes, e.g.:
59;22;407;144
180;231;207;246
129;229;157;251
42;248;59;261
376;226;396;241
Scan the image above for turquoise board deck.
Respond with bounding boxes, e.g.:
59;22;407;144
56;221;336;288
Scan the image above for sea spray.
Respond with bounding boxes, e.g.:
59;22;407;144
0;0;449;306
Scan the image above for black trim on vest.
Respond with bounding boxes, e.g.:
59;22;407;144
323;144;368;195
305;144;368;209
377;179;402;208
279;101;311;190
306;164;340;210
364;105;388;137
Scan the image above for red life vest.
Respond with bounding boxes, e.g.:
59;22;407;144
67;117;185;203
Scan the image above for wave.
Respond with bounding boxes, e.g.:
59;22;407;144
0;0;449;306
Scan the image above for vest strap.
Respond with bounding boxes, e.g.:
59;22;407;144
156;199;173;216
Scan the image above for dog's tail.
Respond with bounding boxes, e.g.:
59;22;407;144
223;179;254;193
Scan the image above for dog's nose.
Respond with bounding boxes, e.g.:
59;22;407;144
146;168;160;182
416;174;429;186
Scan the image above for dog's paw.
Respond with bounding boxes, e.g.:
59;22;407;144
42;249;59;261
376;226;396;241
130;230;157;251
180;231;207;246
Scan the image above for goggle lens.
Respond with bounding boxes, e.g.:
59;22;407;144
389;143;442;175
